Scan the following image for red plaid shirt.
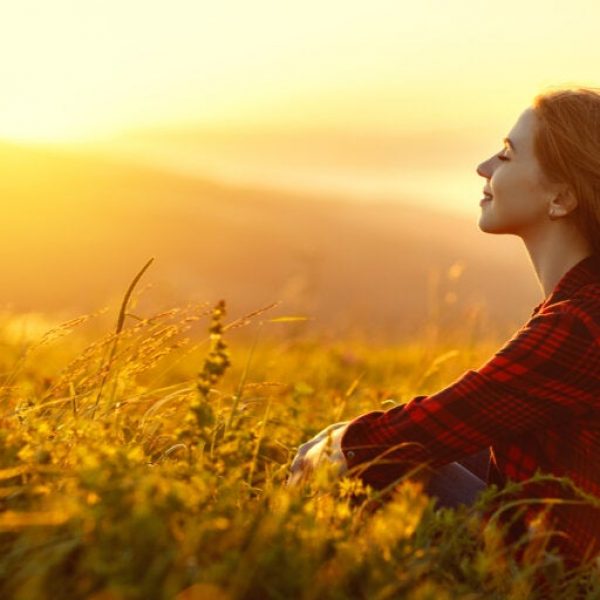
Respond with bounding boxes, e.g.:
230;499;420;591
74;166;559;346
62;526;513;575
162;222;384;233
341;253;600;563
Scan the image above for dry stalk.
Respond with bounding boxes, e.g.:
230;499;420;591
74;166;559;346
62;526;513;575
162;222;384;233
91;257;154;418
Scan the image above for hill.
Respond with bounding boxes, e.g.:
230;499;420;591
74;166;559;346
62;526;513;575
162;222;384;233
0;140;540;341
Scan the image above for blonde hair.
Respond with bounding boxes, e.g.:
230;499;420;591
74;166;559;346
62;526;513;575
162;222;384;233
533;86;600;255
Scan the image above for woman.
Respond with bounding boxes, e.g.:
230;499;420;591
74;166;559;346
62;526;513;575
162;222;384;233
289;87;600;566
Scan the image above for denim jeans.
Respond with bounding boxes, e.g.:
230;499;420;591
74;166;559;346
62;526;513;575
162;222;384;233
423;449;489;509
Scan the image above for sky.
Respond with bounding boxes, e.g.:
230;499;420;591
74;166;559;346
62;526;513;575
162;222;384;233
2;0;600;215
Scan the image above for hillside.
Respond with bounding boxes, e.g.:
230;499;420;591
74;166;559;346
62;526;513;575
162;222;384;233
0;141;540;340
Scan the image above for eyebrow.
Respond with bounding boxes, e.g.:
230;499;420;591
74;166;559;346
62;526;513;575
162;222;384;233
503;137;516;151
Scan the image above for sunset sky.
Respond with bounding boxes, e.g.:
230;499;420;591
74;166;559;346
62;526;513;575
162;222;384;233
2;0;600;215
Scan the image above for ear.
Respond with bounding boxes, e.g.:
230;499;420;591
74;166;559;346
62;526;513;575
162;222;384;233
549;184;578;218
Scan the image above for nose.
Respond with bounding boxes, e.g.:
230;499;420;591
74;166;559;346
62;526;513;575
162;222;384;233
476;155;494;179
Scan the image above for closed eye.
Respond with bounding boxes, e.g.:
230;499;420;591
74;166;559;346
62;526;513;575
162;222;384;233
497;153;509;161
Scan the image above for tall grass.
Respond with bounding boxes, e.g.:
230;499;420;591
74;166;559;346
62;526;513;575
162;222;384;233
0;278;598;598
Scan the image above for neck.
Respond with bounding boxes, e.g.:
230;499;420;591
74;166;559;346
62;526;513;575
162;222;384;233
521;220;593;298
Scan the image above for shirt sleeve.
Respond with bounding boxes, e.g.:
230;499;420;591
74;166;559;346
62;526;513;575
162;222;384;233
340;302;600;489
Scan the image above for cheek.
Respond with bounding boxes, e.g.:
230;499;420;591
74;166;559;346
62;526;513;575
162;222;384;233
494;175;547;222
493;166;544;204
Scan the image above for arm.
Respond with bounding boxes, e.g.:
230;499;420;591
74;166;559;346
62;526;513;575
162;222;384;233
341;302;600;489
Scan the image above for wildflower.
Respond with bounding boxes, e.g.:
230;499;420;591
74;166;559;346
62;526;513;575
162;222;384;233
188;300;231;433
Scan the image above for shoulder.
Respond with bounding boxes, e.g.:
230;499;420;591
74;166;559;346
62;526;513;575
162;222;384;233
541;284;600;342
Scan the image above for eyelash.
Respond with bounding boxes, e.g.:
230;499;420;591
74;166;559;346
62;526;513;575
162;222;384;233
497;154;509;161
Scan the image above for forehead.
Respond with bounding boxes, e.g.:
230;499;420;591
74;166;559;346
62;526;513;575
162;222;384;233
507;107;538;148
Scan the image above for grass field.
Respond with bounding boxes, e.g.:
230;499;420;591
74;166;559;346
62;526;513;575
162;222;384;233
0;291;599;600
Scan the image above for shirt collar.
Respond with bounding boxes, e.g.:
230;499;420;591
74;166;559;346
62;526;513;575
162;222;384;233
530;252;600;317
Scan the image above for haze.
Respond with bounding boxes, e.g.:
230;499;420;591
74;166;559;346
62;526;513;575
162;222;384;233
0;1;597;334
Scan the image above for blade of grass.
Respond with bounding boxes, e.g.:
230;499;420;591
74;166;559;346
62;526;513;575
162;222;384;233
91;257;154;418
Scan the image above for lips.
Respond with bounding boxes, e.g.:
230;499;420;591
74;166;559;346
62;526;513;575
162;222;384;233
480;188;493;207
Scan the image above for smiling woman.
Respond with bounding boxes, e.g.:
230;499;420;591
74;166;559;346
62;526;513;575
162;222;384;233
290;86;600;568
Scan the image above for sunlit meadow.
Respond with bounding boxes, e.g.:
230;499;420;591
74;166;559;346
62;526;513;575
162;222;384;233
0;260;599;600
3;2;600;597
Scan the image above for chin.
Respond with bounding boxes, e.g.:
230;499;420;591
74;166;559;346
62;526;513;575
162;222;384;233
477;214;493;233
478;213;505;234
477;217;516;236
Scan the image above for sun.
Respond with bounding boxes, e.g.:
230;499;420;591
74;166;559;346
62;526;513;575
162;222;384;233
0;106;100;144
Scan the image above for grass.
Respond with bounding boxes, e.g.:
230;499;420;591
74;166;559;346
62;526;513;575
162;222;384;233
0;286;599;599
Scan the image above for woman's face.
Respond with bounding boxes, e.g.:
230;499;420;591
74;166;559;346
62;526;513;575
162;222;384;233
476;106;558;236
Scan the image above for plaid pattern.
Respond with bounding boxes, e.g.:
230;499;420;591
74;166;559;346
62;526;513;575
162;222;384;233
341;253;600;563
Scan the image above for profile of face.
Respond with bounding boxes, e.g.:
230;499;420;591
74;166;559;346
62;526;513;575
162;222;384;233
476;106;565;237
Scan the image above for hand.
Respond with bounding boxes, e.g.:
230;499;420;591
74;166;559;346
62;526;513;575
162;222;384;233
287;421;349;486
